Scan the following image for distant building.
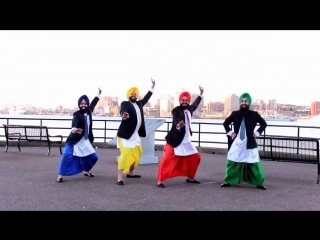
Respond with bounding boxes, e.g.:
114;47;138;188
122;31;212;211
268;99;277;110
160;95;174;117
310;101;320;115
154;98;160;109
144;107;160;117
224;94;239;114
95;96;118;114
206;101;224;112
255;99;266;110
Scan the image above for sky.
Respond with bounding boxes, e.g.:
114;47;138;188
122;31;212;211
0;30;319;109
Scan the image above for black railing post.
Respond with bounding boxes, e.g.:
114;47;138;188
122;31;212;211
40;119;43;127
297;127;300;154
198;123;201;147
270;137;273;159
263;129;266;152
317;140;320;184
104;120;107;143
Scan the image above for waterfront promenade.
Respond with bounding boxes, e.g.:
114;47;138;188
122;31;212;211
0;146;319;211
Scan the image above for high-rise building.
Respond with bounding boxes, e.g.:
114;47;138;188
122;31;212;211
224;94;239;114
255;99;266;110
310;101;320;115
268;99;277;110
160;95;174;117
95;96;119;113
154;98;161;109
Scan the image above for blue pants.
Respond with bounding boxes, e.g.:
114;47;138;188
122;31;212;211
58;144;98;176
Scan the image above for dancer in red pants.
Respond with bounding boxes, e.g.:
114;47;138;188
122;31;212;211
157;86;204;188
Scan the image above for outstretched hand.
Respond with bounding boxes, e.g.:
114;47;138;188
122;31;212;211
151;77;156;88
123;112;129;119
177;120;185;128
199;85;204;95
74;128;83;134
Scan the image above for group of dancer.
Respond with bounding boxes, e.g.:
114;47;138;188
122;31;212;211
56;78;267;190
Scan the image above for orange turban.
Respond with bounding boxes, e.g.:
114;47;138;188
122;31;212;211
179;91;191;102
126;87;139;100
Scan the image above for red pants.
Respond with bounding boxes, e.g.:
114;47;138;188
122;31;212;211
157;143;201;182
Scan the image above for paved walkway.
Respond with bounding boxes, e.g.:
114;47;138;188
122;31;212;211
0;146;319;211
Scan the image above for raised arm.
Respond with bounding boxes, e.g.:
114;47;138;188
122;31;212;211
190;96;202;112
190;85;204;112
89;88;102;112
139;78;155;106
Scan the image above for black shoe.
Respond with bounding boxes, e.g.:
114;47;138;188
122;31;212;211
186;179;201;184
117;180;125;185
84;172;95;177
157;183;165;188
220;183;230;187
56;177;63;183
126;174;141;178
257;185;267;190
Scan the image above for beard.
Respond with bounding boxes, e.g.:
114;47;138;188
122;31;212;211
180;103;189;110
79;106;88;114
129;96;136;103
239;104;249;115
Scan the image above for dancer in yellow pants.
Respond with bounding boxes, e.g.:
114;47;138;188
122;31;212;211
116;78;156;185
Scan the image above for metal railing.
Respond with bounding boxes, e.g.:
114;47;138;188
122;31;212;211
1;116;320;150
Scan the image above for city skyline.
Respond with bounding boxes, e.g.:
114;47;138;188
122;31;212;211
1;30;320;108
0;92;314;109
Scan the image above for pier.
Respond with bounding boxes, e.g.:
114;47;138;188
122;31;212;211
0;116;320;210
0;147;319;211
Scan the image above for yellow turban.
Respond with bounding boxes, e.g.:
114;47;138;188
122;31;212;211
127;87;139;99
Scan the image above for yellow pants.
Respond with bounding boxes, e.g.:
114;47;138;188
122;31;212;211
118;138;143;173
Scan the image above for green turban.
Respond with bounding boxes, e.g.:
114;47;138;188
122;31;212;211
239;92;252;105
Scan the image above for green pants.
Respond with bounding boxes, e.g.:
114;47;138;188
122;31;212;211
224;160;265;186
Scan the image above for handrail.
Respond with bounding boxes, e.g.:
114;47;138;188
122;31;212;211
0;116;320;148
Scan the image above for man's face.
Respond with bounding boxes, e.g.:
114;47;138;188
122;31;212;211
240;98;249;109
129;92;137;102
79;99;88;112
180;97;189;109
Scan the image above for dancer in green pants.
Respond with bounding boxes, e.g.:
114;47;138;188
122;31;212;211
221;92;267;190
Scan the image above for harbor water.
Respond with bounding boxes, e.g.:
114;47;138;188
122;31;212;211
0;114;320;149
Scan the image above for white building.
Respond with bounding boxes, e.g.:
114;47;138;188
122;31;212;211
160;95;174;117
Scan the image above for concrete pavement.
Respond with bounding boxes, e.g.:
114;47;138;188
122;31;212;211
0;146;319;210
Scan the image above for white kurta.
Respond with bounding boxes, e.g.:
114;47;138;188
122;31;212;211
226;124;260;163
173;110;198;156
72;113;96;157
117;102;142;149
